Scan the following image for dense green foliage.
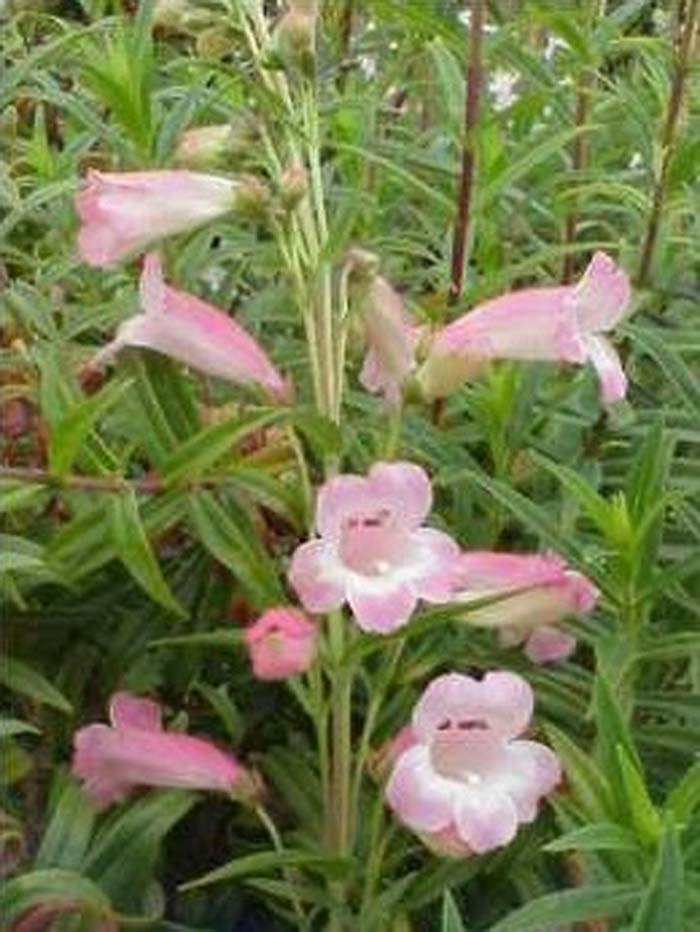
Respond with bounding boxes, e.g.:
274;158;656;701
1;0;699;929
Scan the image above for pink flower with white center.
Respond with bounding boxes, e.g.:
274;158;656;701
452;551;599;664
419;252;630;404
244;607;317;680
72;691;256;810
359;276;423;408
288;462;459;634
386;672;561;855
76;169;238;267
90;253;290;400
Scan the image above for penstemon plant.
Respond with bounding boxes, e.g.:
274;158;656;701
2;1;699;931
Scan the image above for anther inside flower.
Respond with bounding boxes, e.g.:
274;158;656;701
289;462;459;633
386;673;561;855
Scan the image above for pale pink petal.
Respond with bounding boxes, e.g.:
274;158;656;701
413;672;532;743
501;740;561;821
565;571;600;613
479;671;534;739
454;551;567;594
109;692;162;731
76;170;235;267
525;627;577;664
569;251;630;333
434;287;587;364
288;540;347;613
411;528;461;602
359;277;419;407
72;725;132;809
386;745;455;833
368;461;432;529
316;475;372;539
454;785;519;853
584;334;628;404
413;674;483;743
91;254;290;400
346;574;418;633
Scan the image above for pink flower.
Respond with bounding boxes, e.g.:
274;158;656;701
91;253;290;399
76;169;237;267
72;691;256;810
359;276;423;408
244;607;317;680
386;672;561;855
288;462;459;634
420;252;630;404
452;551;599;664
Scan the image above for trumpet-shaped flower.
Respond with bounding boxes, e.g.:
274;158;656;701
452;551;599;663
386;672;560;855
359;275;422;408
288;461;459;634
244;607;317;680
72;691;256;810
419;252;630;404
91;253;290;399
76;169;238;267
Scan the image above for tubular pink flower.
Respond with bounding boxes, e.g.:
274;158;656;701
72;691;255;810
76;169;238;267
452;551;599;664
288;462;459;634
90;253;290;399
244;607;317;680
386;672;561;855
421;252;630;404
359;276;423;408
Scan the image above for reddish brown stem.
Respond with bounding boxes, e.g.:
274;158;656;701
448;0;485;305
637;0;699;287
562;70;592;283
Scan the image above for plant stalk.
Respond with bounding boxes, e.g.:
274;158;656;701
448;0;484;305
637;0;699;287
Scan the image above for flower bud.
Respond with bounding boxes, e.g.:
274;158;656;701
279;162;309;210
174;115;259;170
233;175;271;222
196;26;236;59
272;1;317;75
244;608;317;681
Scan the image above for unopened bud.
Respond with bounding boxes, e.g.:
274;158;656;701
272;3;316;75
196;26;235;59
279;162;308;209
344;248;381;285
175;115;259;170
233;175;270;221
153;0;216;33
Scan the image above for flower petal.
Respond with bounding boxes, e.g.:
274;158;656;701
316;475;372;538
454;551;567;593
386;745;455;833
584;334;628;404
109;692;162;731
288;539;347;614
411;528;461;602
525;627;577;664
454;786;519;853
570;251;630;333
368;461;432;529
346;574;418;633
500;740;561;821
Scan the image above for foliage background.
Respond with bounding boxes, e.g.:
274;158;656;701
1;0;699;929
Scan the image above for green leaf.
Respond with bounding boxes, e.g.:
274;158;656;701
180;849;352;892
544;822;639;854
188;490;284;607
0;868;113;926
35;778;96;870
109;490;187;618
0;718;41;738
626;325;700;417
666;763;700;825
48;378;132;476
545;723;613;820
629;825;683;932
593;672;644;819
84;790;196;912
160;409;285;485
0;657;73;714
485;884;640;932
442;889;467;932
149;629;243;650
617;746;661;846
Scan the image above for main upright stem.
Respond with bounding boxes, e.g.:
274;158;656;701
449;0;484;305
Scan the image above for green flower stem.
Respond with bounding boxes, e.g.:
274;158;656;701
254;804;306;926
